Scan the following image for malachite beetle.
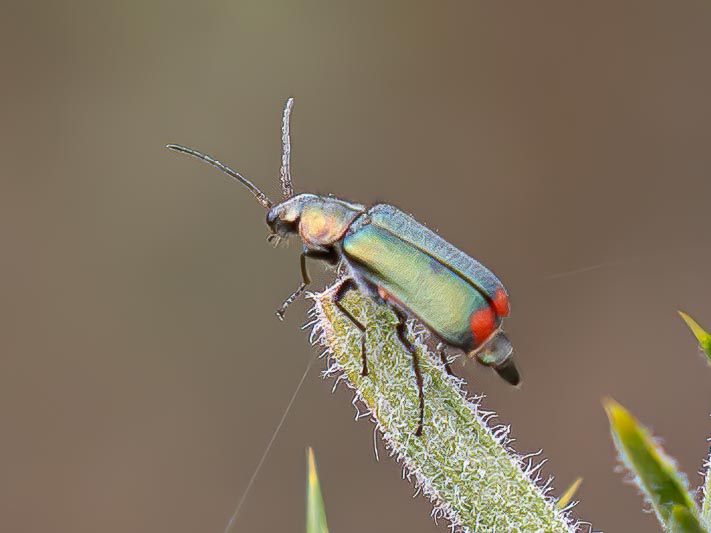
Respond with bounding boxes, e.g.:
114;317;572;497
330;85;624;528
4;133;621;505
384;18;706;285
167;98;519;436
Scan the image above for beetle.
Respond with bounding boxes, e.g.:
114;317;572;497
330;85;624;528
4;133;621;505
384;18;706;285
167;98;519;435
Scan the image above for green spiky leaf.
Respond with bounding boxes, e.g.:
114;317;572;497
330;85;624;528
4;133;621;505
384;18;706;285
604;398;703;531
678;311;711;364
677;311;711;529
306;447;329;533
669;505;708;533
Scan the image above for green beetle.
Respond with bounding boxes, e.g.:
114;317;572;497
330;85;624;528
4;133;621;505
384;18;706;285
168;98;518;435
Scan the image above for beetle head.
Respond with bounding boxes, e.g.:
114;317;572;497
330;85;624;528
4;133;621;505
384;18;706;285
167;99;364;249
267;194;365;248
266;194;317;238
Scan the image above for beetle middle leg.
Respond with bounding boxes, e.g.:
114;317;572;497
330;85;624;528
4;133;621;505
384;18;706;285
393;307;425;437
333;278;369;376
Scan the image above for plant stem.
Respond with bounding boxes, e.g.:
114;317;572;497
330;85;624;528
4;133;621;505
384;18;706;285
310;284;579;533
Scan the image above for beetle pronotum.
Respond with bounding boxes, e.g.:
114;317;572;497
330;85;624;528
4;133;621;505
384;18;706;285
167;98;519;436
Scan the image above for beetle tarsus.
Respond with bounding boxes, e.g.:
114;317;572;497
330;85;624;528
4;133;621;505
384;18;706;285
276;282;308;320
393;308;424;437
334;278;369;376
437;343;455;376
275;252;313;320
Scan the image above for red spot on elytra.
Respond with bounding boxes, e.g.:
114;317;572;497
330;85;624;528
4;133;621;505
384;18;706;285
493;288;510;317
470;306;496;343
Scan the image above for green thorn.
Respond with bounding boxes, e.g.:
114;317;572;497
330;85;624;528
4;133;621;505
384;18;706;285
556;477;583;510
603;397;702;530
306;447;329;533
678;311;711;363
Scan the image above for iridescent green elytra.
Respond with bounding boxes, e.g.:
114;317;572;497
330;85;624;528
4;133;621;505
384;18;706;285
343;204;511;354
167;98;518;435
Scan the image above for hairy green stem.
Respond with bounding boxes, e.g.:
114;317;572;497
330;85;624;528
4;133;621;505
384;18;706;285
309;284;579;533
702;454;711;529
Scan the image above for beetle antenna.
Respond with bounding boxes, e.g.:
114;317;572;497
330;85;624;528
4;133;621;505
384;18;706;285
166;144;274;209
279;97;295;199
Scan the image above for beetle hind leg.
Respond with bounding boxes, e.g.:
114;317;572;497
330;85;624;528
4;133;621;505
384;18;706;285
333;278;369;376
393;308;425;437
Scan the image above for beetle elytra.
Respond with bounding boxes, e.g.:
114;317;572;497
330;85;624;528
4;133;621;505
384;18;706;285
167;98;519;436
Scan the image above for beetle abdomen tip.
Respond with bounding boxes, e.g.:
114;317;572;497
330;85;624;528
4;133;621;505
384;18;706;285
471;331;521;386
494;358;521;387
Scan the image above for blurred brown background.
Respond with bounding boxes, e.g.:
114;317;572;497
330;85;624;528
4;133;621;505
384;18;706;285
2;1;710;532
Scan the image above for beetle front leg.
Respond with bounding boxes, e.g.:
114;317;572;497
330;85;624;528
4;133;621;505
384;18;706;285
275;252;311;321
333;278;368;376
393;307;425;437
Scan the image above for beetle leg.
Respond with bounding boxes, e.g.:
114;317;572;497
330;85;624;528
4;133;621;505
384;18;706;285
333;278;368;376
393;308;424;437
275;252;311;320
437;343;455;376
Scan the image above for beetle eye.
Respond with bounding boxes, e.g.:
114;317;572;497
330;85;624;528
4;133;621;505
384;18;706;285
274;220;298;237
266;209;279;229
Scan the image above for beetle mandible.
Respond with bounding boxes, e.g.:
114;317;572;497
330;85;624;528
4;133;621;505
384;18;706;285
167;98;519;436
